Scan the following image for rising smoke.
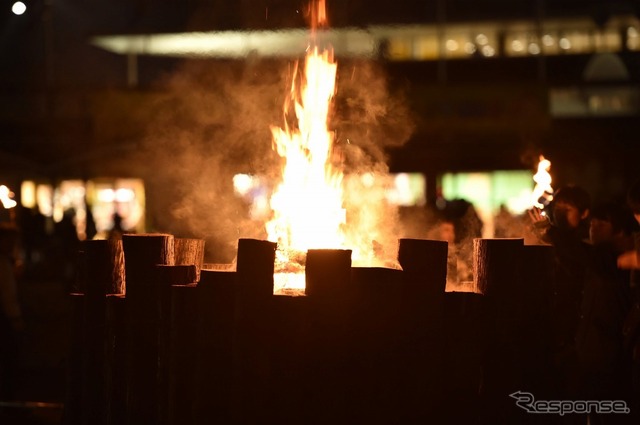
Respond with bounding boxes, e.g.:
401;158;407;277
138;55;415;263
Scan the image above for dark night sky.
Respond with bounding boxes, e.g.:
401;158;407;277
2;0;639;89
1;0;640;188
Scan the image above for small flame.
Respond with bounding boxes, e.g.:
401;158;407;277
0;185;17;209
531;155;553;210
309;0;328;30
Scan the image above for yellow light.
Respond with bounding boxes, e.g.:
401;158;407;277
115;188;135;202
528;43;541;55
0;185;17;209
446;39;459;51
36;185;53;216
559;38;571;49
482;45;495;56
512;40;524;52
97;189;115;203
233;174;254;196
21;181;36;209
464;42;476;54
475;34;488;45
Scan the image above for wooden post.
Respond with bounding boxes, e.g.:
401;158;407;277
174;238;205;281
268;293;308;424
193;269;236;425
104;295;126;425
304;249;352;424
441;291;485;424
168;282;198;425
520;245;555;399
349;267;403;423
81;239;124;425
473;238;525;423
122;234;174;425
62;293;84;425
156;265;196;425
155;265;197;425
232;239;276;424
397;238;448;423
398;238;448;299
474;238;524;297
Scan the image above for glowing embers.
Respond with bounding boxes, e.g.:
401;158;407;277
273;272;306;295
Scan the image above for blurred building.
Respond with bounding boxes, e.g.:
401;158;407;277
1;0;639;232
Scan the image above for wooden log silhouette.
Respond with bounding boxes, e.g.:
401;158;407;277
349;267;403;424
155;265;197;425
104;295;126;425
441;291;485;424
267;293;307;424
231;239;276;424
473;238;525;424
397;238;448;423
193;269;236;424
62;293;84;425
122;234;174;425
174;238;205;281
81;239;124;425
304;249;352;424
520;245;555;400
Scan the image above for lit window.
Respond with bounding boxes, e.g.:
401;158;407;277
440;171;534;238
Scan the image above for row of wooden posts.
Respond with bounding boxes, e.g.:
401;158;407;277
64;235;554;425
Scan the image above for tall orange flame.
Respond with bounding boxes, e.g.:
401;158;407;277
267;0;344;292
